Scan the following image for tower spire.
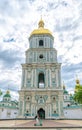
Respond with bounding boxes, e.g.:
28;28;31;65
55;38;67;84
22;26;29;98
41;15;42;20
38;16;44;28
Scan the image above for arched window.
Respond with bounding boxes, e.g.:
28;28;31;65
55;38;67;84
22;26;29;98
39;40;43;46
38;73;45;88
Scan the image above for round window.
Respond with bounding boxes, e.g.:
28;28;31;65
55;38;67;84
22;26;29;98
39;54;43;59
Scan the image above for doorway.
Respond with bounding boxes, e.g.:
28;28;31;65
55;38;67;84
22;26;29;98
37;108;45;119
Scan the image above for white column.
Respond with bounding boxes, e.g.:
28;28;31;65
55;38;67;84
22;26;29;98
36;52;37;62
35;69;36;87
21;69;25;88
48;38;49;48
31;106;32;116
48;104;51;117
35;52;36;62
46;69;48;88
31;69;33;87
27;52;29;63
24;69;26;88
22;101;24;116
49;69;51;87
28;52;30;63
50;104;51;117
48;69;49;87
37;37;38;48
47;105;49;117
45;106;47;118
46;51;47;62
24;69;27;88
44;37;45;47
32;68;35;88
49;52;50;62
58;95;61;117
58;69;61;87
36;106;37;115
49;38;50;48
56;69;58;87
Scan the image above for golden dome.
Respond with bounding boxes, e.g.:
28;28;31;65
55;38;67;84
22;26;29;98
3;90;11;98
6;90;10;94
76;79;80;85
75;78;80;93
75;75;80;85
30;18;53;38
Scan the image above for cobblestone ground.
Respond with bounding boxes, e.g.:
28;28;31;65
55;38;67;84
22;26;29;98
0;119;82;129
14;119;82;128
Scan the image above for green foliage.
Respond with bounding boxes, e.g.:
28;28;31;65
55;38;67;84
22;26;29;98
0;90;2;96
74;85;82;104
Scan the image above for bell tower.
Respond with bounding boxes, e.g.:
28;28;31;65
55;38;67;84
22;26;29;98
19;18;64;119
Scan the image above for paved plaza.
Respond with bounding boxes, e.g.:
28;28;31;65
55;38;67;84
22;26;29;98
0;119;82;129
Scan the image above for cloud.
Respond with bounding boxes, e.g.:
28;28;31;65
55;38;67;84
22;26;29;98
0;0;82;99
0;50;18;67
61;62;82;93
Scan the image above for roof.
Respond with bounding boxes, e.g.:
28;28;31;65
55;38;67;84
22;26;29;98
63;89;68;94
3;90;11;98
30;18;53;38
3;93;11;98
64;105;82;109
30;28;53;37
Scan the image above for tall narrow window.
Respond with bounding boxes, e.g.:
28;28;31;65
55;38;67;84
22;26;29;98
38;73;45;88
39;40;43;46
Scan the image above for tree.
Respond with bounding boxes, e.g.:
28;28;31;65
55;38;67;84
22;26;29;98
74;85;82;104
0;89;2;96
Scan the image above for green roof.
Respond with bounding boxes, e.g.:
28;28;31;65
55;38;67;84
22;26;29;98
64;105;82;109
3;93;11;98
63;89;68;94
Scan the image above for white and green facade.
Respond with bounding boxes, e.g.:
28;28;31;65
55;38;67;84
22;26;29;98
19;19;64;119
0;91;19;119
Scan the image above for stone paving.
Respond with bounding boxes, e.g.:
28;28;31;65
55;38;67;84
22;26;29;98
0;119;82;129
14;119;82;128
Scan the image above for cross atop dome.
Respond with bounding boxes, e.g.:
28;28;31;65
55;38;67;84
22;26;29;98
38;17;44;28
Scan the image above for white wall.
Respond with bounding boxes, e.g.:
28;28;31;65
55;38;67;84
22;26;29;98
64;108;82;119
0;108;19;119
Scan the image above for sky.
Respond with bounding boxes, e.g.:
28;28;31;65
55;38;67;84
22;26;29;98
0;0;82;100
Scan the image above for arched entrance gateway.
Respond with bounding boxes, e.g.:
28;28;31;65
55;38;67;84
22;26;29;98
37;108;45;119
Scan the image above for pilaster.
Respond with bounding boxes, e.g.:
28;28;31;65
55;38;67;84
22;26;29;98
31;69;33;87
21;69;25;88
25;69;27;88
